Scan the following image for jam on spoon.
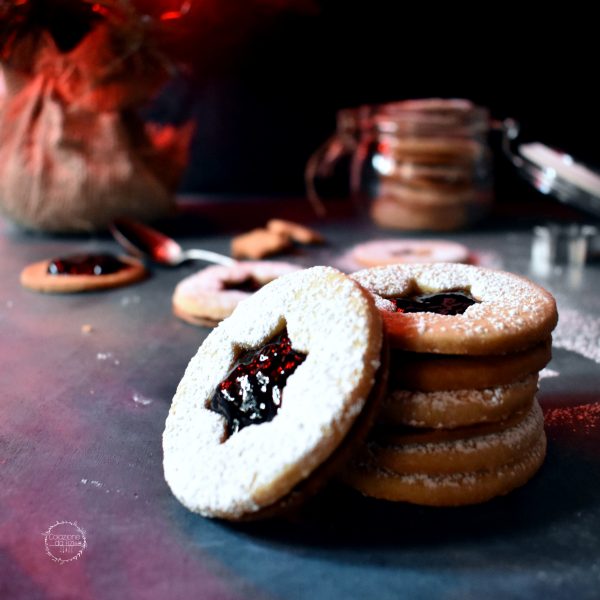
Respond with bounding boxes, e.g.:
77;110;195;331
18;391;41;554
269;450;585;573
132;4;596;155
47;254;129;276
394;291;477;316
210;330;307;436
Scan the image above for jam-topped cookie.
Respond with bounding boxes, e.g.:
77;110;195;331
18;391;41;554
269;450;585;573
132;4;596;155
351;239;470;268
172;261;300;326
163;266;386;520
20;253;147;293
353;263;558;355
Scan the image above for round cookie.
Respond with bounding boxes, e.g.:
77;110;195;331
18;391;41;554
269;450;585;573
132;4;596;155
342;399;546;507
352;239;470;268
172;261;300;326
381;374;538;429
387;163;474;190
385;136;483;165
341;432;546;506
370;400;543;475
378;180;477;207
20;254;146;293
163;266;385;520
352;263;558;355
390;338;552;391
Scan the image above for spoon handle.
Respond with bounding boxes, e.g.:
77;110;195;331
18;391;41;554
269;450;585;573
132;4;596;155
184;249;237;266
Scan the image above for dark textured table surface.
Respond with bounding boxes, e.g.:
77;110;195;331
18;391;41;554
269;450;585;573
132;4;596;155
1;209;599;600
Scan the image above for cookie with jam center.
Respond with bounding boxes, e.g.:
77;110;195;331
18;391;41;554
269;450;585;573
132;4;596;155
163;266;386;520
20;253;147;293
352;263;558;355
172;260;300;327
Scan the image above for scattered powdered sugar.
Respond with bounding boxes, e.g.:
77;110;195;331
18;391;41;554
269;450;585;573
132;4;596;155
120;295;141;307
80;479;124;494
552;307;600;364
96;352;120;366
539;368;560;379
132;392;153;406
80;479;103;488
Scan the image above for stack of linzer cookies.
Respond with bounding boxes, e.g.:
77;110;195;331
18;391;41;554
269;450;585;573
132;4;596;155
343;263;557;506
163;256;558;521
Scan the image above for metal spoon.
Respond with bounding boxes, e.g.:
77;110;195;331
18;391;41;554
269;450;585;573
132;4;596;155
110;218;236;267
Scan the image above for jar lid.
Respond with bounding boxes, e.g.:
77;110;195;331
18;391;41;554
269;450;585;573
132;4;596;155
502;119;600;218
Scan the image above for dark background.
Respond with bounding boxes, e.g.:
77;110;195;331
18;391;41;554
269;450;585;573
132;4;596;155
146;2;599;201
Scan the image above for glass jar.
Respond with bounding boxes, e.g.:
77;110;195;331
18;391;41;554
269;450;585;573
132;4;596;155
307;99;494;230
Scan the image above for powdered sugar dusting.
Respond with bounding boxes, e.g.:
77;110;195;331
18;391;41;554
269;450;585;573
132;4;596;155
552;307;600;364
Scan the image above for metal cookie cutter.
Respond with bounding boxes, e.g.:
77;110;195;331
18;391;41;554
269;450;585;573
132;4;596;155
531;223;598;284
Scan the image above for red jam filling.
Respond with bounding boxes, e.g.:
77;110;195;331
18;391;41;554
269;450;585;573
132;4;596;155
47;254;129;276
222;276;263;293
395;291;477;316
210;330;306;435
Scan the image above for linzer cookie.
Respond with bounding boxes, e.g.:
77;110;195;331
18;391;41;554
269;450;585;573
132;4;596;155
172;261;300;326
352;263;558;355
351;239;470;268
20;253;147;293
163;266;386;520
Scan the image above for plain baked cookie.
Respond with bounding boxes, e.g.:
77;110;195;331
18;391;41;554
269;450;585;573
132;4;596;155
20;254;147;293
352;263;558;355
163;266;385;520
390;339;552;391
381;374;539;429
370;196;470;232
172;261;300;326
342;400;546;506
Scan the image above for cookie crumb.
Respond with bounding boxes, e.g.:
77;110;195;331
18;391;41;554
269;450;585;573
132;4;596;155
231;228;292;260
267;219;325;245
